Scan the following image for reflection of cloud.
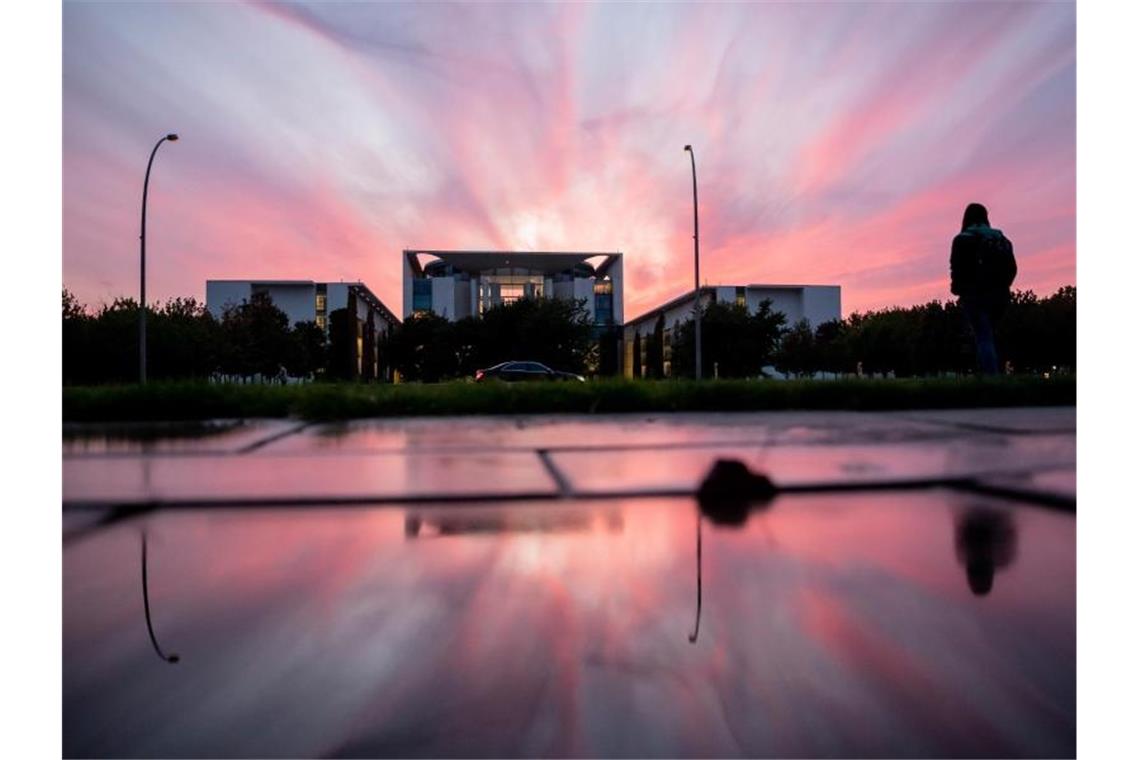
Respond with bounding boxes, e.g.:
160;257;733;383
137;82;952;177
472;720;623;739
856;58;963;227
64;2;1073;315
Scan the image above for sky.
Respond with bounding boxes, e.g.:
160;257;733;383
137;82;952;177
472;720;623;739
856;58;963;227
63;1;1075;318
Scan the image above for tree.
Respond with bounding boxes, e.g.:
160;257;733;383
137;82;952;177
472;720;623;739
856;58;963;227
631;331;643;378
85;298;144;383
775;319;816;377
596;326;621;377
477;297;594;373
288;321;327;379
813;319;850;376
326;307;358;380
387;311;458;382
452;316;484;378
646;313;665;379
148;297;221;381
219;292;292;380
672;299;787;378
62;290;91;385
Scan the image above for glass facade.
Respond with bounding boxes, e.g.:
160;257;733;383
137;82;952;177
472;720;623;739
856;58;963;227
736;286;746;308
315;284;327;330
478;273;544;314
594;279;613;325
412;279;432;313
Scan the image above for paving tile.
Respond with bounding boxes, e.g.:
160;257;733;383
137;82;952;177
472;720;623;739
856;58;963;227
63;450;557;506
259;411;966;454
550;435;1075;494
63;420;305;457
892;406;1075;434
974;467;1076;502
62;492;1074;758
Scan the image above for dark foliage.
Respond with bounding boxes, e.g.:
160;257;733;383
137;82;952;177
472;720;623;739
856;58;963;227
62;290;221;384
287;321;328;379
388;297;596;381
387;311;461;382
64;375;1076;423
671;300;788;378
218;292;292;379
476;297;595;374
829;287;1075;377
774;319;817;378
64;289;329;384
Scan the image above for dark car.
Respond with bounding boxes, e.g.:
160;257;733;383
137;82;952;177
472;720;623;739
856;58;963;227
474;361;585;383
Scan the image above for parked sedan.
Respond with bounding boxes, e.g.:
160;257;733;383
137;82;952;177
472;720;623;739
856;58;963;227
474;361;585;382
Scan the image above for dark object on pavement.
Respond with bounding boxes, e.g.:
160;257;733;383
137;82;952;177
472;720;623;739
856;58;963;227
475;361;585;383
697;458;777;526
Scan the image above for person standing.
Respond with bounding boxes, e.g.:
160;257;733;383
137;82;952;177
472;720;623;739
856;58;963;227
950;203;1018;375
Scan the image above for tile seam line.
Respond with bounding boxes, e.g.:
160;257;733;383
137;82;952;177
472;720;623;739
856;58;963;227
60;476;1074;512
234;421;313;453
535;449;574;498
61;431;1045;460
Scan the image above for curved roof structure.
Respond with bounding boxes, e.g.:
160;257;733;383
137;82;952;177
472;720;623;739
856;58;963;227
405;250;619;277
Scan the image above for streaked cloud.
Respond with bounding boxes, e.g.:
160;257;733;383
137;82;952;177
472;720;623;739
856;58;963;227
63;1;1075;316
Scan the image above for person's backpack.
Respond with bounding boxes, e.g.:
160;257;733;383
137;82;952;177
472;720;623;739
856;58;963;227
975;231;1017;294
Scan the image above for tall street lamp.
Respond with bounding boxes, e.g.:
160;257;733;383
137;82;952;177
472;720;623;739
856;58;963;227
684;145;702;380
139;133;179;384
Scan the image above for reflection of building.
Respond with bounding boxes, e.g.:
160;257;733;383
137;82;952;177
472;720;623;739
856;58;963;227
402;250;624;326
404;507;624;537
205;279;400;380
622;284;841;378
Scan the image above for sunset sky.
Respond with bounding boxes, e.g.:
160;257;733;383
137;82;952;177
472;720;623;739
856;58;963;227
63;1;1075;318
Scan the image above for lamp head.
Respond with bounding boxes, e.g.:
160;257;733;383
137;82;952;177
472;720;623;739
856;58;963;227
683;144;692;152
166;133;179;142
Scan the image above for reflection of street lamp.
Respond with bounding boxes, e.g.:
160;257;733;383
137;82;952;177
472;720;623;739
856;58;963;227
141;532;180;663
139;133;179;384
683;145;702;379
688;512;702;643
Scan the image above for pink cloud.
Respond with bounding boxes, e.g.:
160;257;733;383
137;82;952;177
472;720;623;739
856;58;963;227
63;1;1075;318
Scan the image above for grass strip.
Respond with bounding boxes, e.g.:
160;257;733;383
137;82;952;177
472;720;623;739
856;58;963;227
63;375;1076;423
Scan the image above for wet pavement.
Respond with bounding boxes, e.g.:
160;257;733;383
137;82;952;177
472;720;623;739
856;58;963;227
62;408;1075;758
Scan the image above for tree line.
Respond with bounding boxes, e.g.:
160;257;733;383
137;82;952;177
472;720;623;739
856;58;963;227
63;285;1075;385
61;289;606;384
63;290;336;384
387;296;606;382
630;286;1075;379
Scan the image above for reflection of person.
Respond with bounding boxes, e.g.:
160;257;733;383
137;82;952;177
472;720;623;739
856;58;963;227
954;508;1018;596
950;203;1017;375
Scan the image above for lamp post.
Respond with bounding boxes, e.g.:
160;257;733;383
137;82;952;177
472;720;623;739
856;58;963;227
683;145;702;380
139;133;179;384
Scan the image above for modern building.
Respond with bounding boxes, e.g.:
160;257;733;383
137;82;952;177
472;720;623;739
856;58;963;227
402;250;624;328
622;284;841;378
205;279;400;380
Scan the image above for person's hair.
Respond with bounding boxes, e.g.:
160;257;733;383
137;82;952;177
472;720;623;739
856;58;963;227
961;203;989;231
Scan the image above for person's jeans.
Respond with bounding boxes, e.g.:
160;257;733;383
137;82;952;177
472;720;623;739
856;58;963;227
961;297;999;376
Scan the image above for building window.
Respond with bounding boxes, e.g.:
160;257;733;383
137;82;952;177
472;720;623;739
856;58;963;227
594;280;613;295
413;279;432;312
478;273;543;313
315;284;327;327
595;292;613;325
736;286;746;308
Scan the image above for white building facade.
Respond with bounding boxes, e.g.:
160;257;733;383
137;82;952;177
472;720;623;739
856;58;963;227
402;250;624;328
622;284;841;378
205;279;400;380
